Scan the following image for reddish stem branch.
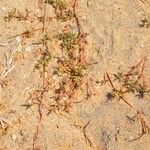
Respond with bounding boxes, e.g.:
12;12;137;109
106;72;116;91
72;0;82;37
125;57;147;77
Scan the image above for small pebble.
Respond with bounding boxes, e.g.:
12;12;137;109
36;9;40;13
63;96;68;101
140;44;145;48
16;36;22;42
25;45;32;52
28;100;32;104
82;16;86;20
129;135;134;140
1;7;6;11
52;75;57;80
25;87;29;90
12;134;17;141
95;86;99;89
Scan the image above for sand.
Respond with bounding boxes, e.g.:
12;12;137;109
0;0;150;150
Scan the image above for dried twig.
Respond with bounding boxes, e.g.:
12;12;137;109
74;120;93;147
0;117;13;128
106;72;133;108
137;111;150;135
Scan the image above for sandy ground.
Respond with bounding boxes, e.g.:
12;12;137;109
0;0;150;150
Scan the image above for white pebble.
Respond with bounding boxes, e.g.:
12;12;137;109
63;96;68;101
12;134;17;141
36;9;40;13
52;75;57;80
25;87;29;90
25;45;32;52
140;44;145;48
28;100;32;104
1;7;6;11
16;36;22;42
82;16;86;20
95;86;99;89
